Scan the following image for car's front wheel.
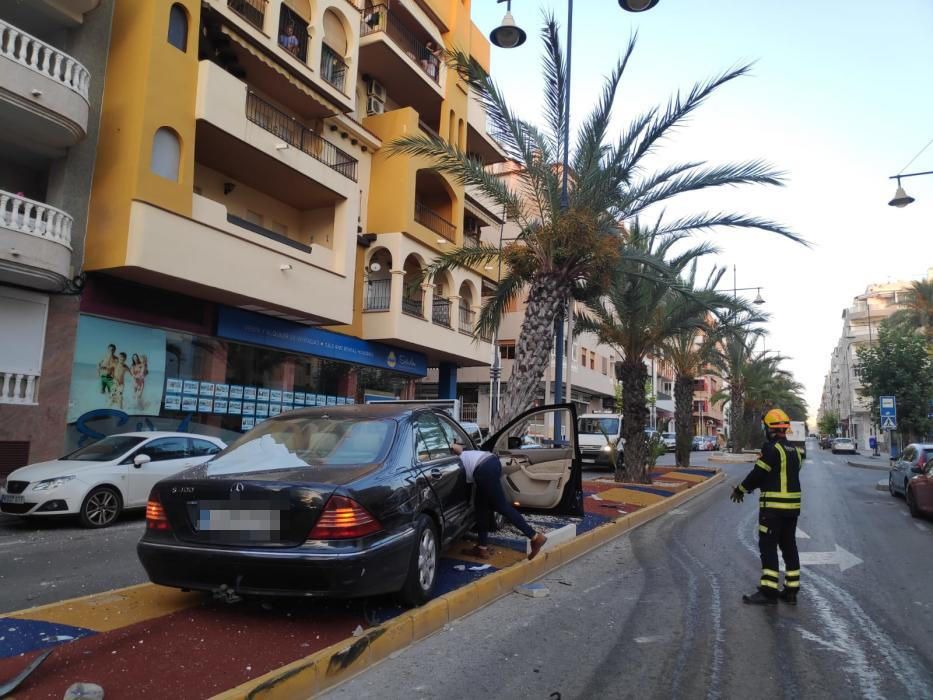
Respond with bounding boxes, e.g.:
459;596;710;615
399;514;438;607
79;486;122;528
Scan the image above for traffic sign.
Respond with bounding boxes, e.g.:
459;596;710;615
881;416;897;430
880;395;896;421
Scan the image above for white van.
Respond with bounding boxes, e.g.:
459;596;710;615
577;413;623;468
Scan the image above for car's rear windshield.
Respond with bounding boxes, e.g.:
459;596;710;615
62;435;147;461
578;418;620;436
206;416;397;475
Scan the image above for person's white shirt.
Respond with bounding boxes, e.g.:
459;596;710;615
458;450;493;484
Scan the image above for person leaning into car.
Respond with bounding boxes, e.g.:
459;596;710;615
450;443;547;561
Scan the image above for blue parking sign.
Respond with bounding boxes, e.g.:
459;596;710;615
880;396;896;430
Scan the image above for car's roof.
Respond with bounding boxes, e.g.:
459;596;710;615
272;403;420;420
108;431;224;440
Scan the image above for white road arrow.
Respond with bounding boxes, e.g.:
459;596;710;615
799;545;862;572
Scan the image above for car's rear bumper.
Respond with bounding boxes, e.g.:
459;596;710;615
137;527;416;598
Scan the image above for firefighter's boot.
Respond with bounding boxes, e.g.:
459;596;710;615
779;588;798;606
742;590;777;606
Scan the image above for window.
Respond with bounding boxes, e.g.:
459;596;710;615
902;447;917;463
190;439;221;457
167;4;188;51
693;400;708;413
590;352;596;370
65;436;146;462
142;437;190;461
415;413;452;462
499;343;516;360
438;415;471;449
601;357;608;375
580;347;587;365
151;127;181;181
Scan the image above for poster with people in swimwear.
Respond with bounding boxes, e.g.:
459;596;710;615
67;316;166;422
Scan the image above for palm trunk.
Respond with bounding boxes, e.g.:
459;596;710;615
617;358;650;483
493;273;566;434
674;375;694;467
729;384;744;454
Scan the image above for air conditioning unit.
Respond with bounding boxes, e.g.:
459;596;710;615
367;79;386;102
366;95;385;116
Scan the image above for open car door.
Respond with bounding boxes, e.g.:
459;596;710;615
481;403;583;517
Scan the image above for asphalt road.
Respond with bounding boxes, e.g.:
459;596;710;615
324;445;933;700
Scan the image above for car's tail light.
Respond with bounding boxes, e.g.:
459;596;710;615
145;491;171;531
307;495;381;540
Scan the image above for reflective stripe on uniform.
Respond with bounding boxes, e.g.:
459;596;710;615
758;524;769;533
761;501;801;510
739;485;748;494
761;491;801;498
784;580;800;588
755;459;772;472
761;568;780;578
776;443;788;493
785;569;800;579
760;579;780;589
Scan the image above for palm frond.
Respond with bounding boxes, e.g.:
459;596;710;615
540;14;566;158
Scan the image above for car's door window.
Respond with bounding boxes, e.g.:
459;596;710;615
902;447;917;465
141;437;190;461
415;414;452;462
190;439;221;457
438;416;472;450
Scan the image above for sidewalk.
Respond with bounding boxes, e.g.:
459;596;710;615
845;452;893;471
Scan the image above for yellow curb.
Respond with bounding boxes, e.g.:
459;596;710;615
657;471;708;483
211;470;724;700
6;582;200;632
598;487;666;507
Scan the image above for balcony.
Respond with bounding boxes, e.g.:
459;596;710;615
432;297;451;327
414;201;455;241
458;304;475;335
0;18;90;153
228;0;266;31
402;292;424;318
363;277;390;311
320;44;348;93
0;190;73;290
0;371;39;405
359;4;443;119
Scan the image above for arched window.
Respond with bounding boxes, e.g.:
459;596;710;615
151;127;181;181
167;4;188;52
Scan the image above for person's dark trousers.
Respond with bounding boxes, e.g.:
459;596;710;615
758;509;800;598
474;456;536;546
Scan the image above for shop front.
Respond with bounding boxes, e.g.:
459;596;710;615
65;277;426;450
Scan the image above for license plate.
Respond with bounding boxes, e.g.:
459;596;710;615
197;509;281;532
582;458;595;464
1;494;25;504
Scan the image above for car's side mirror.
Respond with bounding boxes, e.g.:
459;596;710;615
507;436;522;450
133;454;151;468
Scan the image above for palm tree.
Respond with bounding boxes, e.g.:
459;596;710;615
888;279;933;338
388;19;800;432
659;268;742;467
575;224;730;483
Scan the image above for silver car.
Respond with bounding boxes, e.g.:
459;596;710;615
888;443;933;498
831;437;857;455
661;433;677;451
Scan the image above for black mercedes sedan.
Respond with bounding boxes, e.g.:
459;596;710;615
137;403;581;605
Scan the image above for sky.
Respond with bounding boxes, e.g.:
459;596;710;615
469;0;933;419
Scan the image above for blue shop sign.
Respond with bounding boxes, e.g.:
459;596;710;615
217;307;427;377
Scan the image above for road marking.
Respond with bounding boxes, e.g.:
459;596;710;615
796;528;810;539
914;522;929;532
0;540;26;548
799;545;862;572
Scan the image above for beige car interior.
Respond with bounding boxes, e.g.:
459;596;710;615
495;411;574;509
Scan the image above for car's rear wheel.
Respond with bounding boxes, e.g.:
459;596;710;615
79;486;122;528
399;515;438;607
907;487;921;518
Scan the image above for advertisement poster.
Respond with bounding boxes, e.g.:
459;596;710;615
164;395;181;410
256;404;269;418
294;392;305;405
199;382;215;397
258;388;271;402
166;378;183;394
214;399;228;414
181;396;198;412
242;402;255;416
228;400;242;415
269;404;282;417
244;387;257;400
198;398;213;412
183;380;199;395
230;385;244;399
270;390;282;403
215;384;229;399
67;316;167;422
283;391;294;403
241;416;255;431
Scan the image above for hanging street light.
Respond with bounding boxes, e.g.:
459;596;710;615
887;170;932;208
489;2;526;49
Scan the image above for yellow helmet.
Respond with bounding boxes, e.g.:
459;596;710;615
763;408;791;430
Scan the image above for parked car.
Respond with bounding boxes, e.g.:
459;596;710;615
691;436;703;451
888;444;933;510
0;432;226;528
831;437;857;455
661;433;677;452
137;403;582;605
903;456;933;518
703;435;720;451
819;435;833;450
577;413;623;469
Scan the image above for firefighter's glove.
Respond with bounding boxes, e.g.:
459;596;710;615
730;486;745;504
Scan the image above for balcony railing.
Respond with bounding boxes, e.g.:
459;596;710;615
459;305;475;335
414;201;455;240
464;228;481;248
246;92;358;181
364;278;390;311
402;293;423;318
0;371;39;405
228;0;266;30
0;19;90;100
0;190;73;249
432;298;450;327
320;44;348;93
361;4;440;83
460;402;478;422
277;4;309;62
477;326;493;343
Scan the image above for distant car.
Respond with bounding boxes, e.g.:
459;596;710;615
703;436;719;451
888;444;933;510
661;433;677;451
819;436;833;450
831;437;857;455
0;432;226;528
691;436;703;451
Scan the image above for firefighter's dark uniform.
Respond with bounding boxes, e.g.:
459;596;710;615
738;438;803;597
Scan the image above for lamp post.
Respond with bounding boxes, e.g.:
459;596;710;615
490;0;659;442
887;170;933;207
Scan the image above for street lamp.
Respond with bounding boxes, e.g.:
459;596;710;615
887;170;933;208
491;0;660;440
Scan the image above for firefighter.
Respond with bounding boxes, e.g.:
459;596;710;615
730;408;804;606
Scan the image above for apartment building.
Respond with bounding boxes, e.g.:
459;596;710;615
0;0;114;472
820;276;924;449
688;374;724;437
58;0;500;451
